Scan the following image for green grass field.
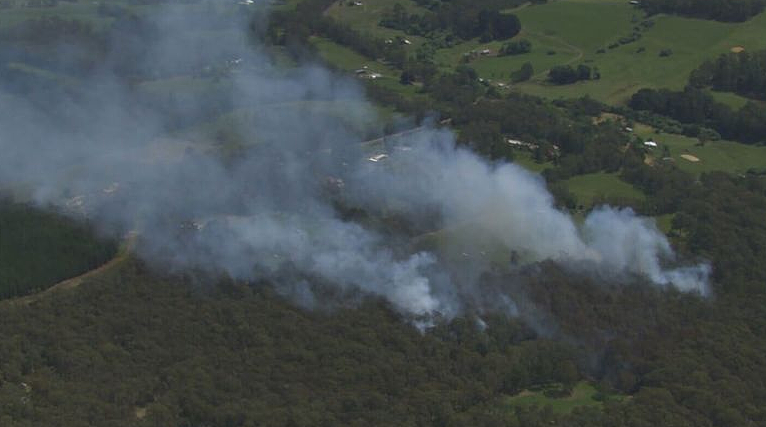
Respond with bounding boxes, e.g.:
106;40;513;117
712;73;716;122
0;0;244;30
0;1;108;29
507;0;766;103
505;382;621;414
563;172;645;207
633;123;766;175
707;89;753;109
310;36;395;73
179;99;397;150
321;0;766;105
654;213;675;233
309;36;427;98
512;151;554;173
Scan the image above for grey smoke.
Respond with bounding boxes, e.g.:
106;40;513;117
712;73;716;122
0;5;709;319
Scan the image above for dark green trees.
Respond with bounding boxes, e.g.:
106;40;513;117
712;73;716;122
511;62;533;82
548;65;595;84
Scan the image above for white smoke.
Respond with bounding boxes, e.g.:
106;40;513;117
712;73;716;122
0;4;709;320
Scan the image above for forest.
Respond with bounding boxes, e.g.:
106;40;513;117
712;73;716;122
0;199;117;299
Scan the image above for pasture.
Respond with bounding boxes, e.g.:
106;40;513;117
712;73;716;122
633;123;766;175
309;36;424;97
508;0;766;103
0;1;107;30
321;0;766;105
504;382;621;414
563;172;645;207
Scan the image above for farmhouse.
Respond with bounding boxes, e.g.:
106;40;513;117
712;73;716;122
102;182;120;194
355;66;382;79
368;153;388;162
506;139;539;150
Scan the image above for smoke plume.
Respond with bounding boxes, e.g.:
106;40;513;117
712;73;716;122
0;4;709;319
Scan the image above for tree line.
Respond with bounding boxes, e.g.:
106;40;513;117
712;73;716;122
638;0;766;22
407;0;527;41
629;86;766;144
548;64;600;85
689;49;766;101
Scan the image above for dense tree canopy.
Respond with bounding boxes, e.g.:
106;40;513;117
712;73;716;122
689;49;766;100
0;199;117;299
639;0;766;22
548;65;596;85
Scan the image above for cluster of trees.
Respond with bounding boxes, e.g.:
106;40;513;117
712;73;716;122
0;199;117;299
379;3;438;36
475;9;522;41
267;0;413;68
402;0;526;41
499;38;532;55
689;49;766;100
511;61;533;82
638;0;766;21
381;3;523;41
548;64;600;84
630;87;766;144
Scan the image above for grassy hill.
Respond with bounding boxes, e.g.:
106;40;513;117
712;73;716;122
322;0;766;105
632;123;766;175
500;0;766;103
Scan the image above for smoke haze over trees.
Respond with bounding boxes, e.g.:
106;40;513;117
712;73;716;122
0;3;709;322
